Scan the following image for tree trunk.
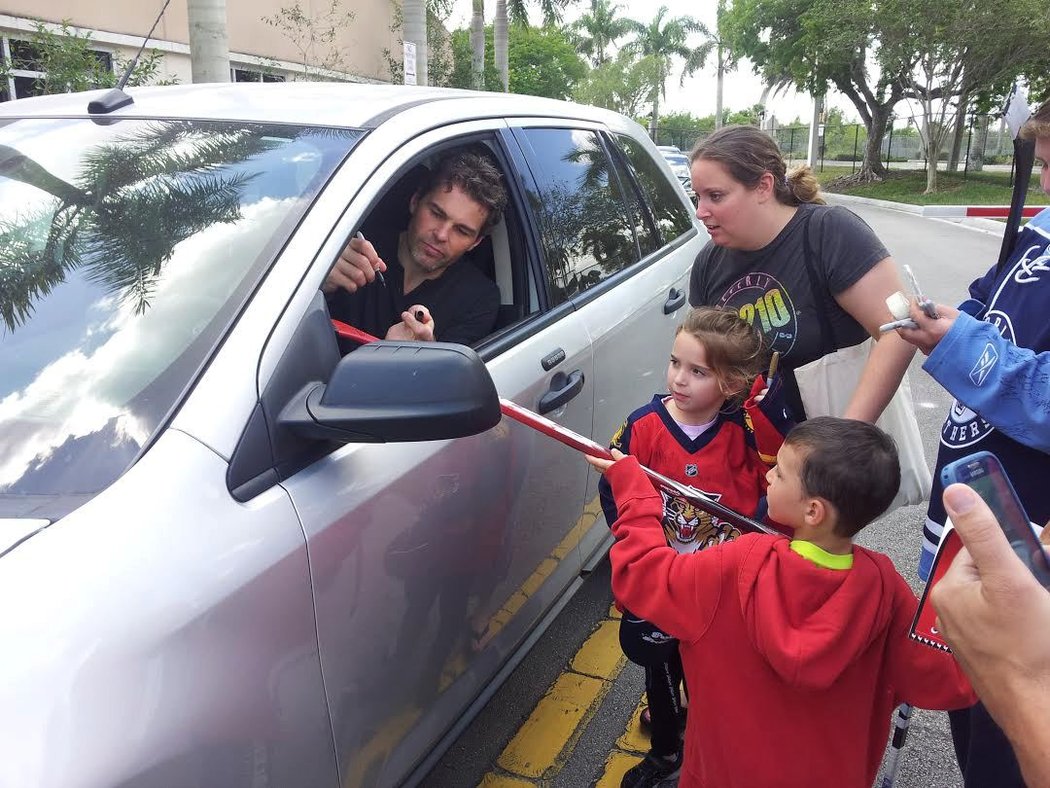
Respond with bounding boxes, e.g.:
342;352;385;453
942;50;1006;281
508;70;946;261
494;0;509;91
649;88;660;143
470;0;485;91
947;89;969;172
714;45;724;129
807;94;823;168
855;105;890;181
970;114;990;172
403;0;429;86
187;0;230;83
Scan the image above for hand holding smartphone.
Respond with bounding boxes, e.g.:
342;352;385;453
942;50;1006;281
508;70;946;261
940;451;1050;587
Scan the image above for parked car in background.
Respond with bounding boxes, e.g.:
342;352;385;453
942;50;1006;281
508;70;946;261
0;83;704;788
657;144;693;197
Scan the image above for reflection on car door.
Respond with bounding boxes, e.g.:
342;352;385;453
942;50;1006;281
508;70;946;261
275;140;592;787
509;123;701;565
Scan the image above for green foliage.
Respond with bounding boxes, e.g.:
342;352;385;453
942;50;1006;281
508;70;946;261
450;27;501;90
261;0;355;77
451;24;586;100
573;52;658;114
507;25;584;100
818;167;1050;206
0;20;178;94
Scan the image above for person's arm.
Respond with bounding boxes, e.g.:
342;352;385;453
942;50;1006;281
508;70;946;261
931;484;1050;788
743;371;793;464
899;305;1050;453
589;453;721;642
834;257;918;421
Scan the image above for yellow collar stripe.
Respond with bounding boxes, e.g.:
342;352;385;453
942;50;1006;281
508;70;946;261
790;540;853;570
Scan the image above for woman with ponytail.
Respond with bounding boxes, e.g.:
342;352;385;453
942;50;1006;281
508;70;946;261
687;125;914;423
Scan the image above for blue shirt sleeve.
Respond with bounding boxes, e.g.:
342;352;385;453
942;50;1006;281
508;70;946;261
922;311;1050;453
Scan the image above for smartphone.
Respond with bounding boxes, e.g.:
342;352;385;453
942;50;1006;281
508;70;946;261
940;451;1050;586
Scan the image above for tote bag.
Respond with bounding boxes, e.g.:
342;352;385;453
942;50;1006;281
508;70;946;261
793;338;932;511
794;212;932;512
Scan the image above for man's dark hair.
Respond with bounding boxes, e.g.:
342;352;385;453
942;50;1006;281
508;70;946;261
416;148;508;235
784;417;900;538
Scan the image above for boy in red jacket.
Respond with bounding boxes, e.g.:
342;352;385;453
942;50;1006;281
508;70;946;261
589;417;975;788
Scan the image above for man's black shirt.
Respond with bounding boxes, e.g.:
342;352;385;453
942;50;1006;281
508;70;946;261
326;226;500;346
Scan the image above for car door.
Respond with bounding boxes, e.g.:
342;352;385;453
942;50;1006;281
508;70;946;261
507;122;704;566
266;119;593;788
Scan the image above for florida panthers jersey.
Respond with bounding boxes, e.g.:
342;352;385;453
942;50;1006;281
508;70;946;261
599;382;792;554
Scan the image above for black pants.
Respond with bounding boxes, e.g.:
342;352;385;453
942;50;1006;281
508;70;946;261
949;702;1024;788
644;649;685;757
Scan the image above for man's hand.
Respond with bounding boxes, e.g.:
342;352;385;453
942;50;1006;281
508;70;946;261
931;483;1050;787
322;235;386;294
385;305;435;341
585;448;625;474
895;300;959;355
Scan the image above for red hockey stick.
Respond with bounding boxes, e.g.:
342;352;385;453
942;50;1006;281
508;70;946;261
330;319;777;536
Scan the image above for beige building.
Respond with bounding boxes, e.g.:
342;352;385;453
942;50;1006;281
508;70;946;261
0;0;402;98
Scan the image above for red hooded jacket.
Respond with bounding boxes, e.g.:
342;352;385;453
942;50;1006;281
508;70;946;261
605;457;975;788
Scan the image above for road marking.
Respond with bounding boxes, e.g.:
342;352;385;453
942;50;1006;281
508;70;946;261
496;672;606;778
595;750;641;788
615;697;649;754
479;606;628;785
477;775;534;788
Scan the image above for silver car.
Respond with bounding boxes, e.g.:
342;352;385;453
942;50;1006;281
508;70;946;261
0;83;704;788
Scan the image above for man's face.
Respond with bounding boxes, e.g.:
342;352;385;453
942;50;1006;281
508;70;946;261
405;184;489;277
1037;137;1050;196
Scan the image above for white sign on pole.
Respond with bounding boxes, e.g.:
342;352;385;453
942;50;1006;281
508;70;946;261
403;41;417;86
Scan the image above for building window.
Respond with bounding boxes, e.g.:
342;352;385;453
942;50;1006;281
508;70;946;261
233;68;286;83
1;37;116;101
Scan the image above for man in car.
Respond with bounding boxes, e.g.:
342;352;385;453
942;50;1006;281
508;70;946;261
323;149;508;345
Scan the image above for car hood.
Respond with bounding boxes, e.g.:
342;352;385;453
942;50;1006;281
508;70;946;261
0;519;49;556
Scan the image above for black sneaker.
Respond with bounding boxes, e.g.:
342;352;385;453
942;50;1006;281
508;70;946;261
621;750;682;788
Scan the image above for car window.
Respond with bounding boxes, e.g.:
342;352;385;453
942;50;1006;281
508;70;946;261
518;128;639;306
605;135;660;259
613;133;694;244
0;118;362;513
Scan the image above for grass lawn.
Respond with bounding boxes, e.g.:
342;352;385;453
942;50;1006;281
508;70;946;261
813;166;1050;206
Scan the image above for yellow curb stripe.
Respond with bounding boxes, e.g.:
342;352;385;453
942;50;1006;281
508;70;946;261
608;603;621;619
595;750;642;788
570;619;625;680
615;695;650;754
496;672;606;779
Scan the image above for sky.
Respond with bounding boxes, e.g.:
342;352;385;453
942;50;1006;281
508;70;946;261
444;0;859;126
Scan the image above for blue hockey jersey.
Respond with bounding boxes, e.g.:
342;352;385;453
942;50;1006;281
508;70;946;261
919;207;1050;580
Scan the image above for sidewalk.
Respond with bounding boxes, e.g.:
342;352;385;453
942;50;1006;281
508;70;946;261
824;192;1009;237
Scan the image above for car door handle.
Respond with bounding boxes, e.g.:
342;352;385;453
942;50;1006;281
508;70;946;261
664;287;686;315
538;369;585;414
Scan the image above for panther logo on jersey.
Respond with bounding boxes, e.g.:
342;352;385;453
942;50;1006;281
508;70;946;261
661;490;742;553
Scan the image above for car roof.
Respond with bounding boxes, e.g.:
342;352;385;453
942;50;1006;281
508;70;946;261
0;82;630;131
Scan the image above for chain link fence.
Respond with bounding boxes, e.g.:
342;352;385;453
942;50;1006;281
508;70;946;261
651;114;1021;179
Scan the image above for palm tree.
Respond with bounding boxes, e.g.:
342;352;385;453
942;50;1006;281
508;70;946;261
0;122;321;332
495;0;509;90
708;0;737;129
623;7;711;142
571;0;632;67
470;0;485;90
507;0;572;27
403;0;429;86
187;0;230;82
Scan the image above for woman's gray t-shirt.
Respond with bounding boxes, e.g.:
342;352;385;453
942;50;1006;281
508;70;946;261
688;202;889;370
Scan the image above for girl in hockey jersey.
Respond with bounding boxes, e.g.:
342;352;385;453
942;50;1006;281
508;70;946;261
599;306;792;788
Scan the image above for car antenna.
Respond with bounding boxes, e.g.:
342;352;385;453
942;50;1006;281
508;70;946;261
88;0;173;115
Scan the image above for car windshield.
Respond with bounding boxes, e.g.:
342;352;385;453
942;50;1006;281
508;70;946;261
0;117;362;517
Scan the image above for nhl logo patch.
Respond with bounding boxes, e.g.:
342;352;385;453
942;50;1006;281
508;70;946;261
684;464;698;477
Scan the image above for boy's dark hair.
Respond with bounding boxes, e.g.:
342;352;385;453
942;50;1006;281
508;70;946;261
416;148;508;235
1021;96;1050;141
784;417;900;537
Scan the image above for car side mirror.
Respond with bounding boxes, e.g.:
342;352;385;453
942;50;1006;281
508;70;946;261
278;340;501;443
